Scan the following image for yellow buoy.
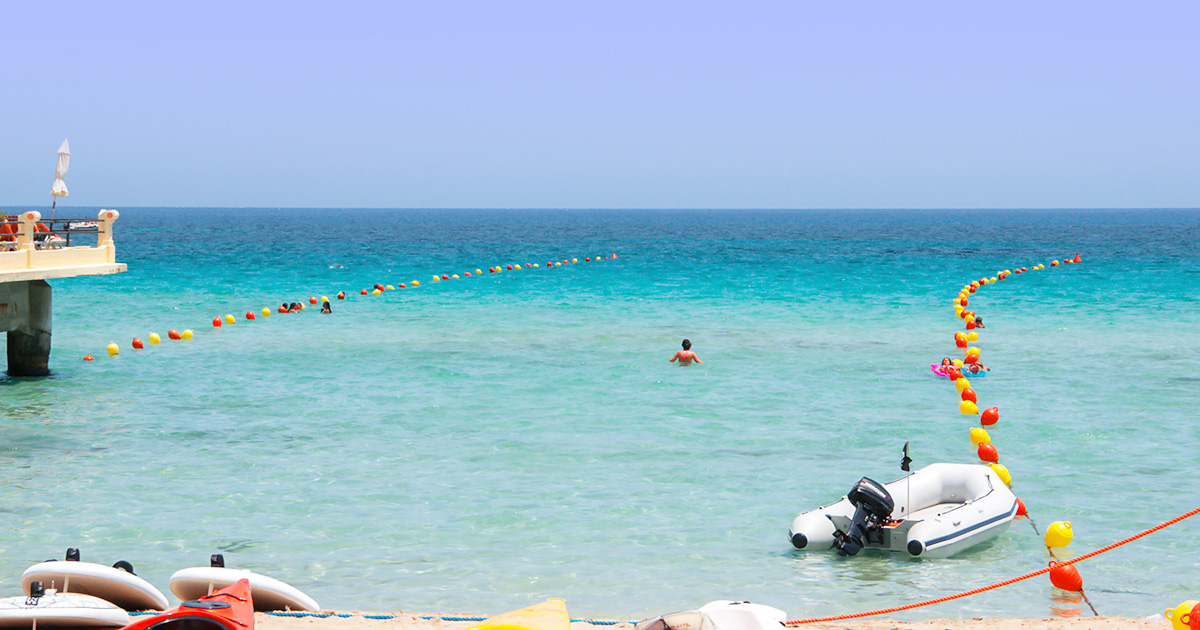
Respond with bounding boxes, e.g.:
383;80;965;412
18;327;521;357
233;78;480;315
1044;521;1073;547
148;332;161;344
989;463;1012;486
515;265;521;270
1165;601;1200;630
554;262;561;266
106;342;119;356
262;307;271;317
955;377;971;392
412;280;420;286
452;274;460;279
386;285;395;290
475;269;482;275
182;329;194;340
571;258;578;263
952;359;963;367
966;332;979;341
466;598;569;630
969;427;990;445
959;400;979;415
224;314;236;325
372;289;382;296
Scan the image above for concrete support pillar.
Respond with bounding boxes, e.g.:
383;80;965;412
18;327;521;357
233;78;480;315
4;280;52;377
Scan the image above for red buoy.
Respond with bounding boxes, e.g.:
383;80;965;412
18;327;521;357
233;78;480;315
213;317;222;328
168;330;181;340
83;354;95;361
442;275;449;280
337;292;346;300
981;407;999;426
132;337;144;349
1048;561;1083;592
360;289;368;295
399;283;407;288
966;320;977;330
961;388;977;403
1015;497;1027;517
507;265;513;270
977;443;999;463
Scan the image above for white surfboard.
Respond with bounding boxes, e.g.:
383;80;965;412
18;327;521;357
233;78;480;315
21;562;168;612
169;567;320;612
0;591;130;628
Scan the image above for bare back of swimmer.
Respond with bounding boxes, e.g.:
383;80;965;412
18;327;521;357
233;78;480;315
670;339;703;365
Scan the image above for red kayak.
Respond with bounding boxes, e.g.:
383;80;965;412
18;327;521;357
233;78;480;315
119;579;253;630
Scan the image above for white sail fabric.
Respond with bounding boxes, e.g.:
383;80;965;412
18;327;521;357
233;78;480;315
51;139;70;197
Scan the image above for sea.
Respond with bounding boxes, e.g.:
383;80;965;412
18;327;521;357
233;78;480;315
2;208;1199;621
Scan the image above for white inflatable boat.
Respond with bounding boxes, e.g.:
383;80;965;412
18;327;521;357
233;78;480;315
636;601;786;630
788;462;1017;558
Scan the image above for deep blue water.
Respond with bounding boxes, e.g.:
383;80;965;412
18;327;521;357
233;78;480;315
2;208;1199;620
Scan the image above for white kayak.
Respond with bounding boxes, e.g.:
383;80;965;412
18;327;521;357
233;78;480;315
637;601;786;630
21;551;168;611
0;590;129;628
169;557;319;612
788;462;1017;558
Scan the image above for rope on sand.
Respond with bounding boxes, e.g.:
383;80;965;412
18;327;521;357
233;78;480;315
784;504;1200;624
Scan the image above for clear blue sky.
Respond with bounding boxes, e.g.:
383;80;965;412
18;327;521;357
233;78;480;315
3;1;1197;209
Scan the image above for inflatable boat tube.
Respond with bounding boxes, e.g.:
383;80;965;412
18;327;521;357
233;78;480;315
788;462;1017;558
636;601;787;630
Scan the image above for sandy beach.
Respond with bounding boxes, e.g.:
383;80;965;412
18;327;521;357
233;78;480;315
254;613;1165;630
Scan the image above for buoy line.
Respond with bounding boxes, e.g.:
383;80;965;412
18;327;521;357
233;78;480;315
783;503;1200;624
88;253;619;360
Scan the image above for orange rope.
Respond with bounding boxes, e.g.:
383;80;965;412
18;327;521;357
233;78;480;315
785;505;1200;624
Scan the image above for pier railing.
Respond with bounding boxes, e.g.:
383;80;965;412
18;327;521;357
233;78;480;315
0;209;121;276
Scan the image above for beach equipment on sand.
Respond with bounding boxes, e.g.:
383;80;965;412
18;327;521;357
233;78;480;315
636;601;786;630
50;140;69;219
22;550;168;611
169;555;319;612
1175;601;1200;630
120;579;254;630
465;598;568;630
788;463;1017;558
0;585;129;628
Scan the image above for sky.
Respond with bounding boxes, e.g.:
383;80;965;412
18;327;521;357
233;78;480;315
2;1;1198;209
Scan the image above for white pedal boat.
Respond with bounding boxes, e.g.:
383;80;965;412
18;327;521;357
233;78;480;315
637;601;786;630
788;462;1017;558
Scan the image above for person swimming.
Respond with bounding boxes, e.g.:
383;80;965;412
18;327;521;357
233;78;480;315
940;357;953;367
320;300;332;314
670;339;703;365
965;363;991;374
975;317;986;329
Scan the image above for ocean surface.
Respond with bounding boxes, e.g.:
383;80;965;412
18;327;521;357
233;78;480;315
2;208;1199;620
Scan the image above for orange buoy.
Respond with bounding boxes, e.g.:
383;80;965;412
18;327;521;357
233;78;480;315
442;274;449;280
1073;253;1081;263
337;291;346;300
213;317;222;328
1048;561;1083;592
309;296;318;304
83;354;95;361
961;388;977;403
981;406;1000;426
168;330;181;340
464;272;471;276
132;337;144;349
399;283;407;288
1016;497;1027;517
245;311;255;320
361;289;368;295
507;265;513;270
977;443;999;463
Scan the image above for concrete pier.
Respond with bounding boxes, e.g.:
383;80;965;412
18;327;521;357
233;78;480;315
0;209;125;376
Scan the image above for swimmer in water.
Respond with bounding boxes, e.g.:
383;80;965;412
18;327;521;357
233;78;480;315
320;300;332;314
940;357;953;367
975;317;986;329
670;339;703;365
965;363;991;374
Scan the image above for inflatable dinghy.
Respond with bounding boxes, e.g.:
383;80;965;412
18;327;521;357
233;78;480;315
789;462;1017;558
636;601;786;630
118;579;254;630
465;598;569;630
169;555;319;612
0;583;129;628
21;550;168;611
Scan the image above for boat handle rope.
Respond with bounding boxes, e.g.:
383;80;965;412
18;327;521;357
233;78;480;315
784;504;1200;624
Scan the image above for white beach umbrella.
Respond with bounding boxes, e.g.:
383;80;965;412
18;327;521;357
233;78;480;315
51;139;70;218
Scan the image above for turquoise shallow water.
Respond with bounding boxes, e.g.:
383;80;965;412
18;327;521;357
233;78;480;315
2;208;1200;620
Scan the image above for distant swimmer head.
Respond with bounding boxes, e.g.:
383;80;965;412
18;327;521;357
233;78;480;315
941;357;953;366
682;339;691;350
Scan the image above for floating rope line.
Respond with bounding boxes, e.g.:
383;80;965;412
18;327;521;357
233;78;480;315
90;253;619;360
784;504;1200;624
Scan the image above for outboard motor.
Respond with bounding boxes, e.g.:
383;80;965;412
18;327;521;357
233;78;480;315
834;477;895;556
